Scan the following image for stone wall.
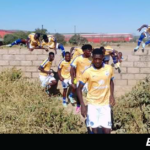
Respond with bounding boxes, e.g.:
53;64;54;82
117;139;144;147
0;48;150;97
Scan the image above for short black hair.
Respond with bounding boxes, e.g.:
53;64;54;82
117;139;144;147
49;52;55;56
43;34;48;40
82;44;92;51
92;48;104;56
65;52;70;56
35;33;40;38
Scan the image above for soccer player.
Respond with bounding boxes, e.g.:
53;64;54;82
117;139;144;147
103;46;119;65
70;47;83;60
111;52;123;73
42;34;66;57
77;48;115;134
70;44;93;113
134;24;150;52
58;52;75;107
38;52;57;95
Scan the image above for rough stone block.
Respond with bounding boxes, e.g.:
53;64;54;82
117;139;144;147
9;61;20;66
3;55;15;60
0;61;9;66
114;80;127;86
26;67;38;72
26;55;38;61
9;49;20;54
135;74;147;80
21;61;32;66
128;68;139;73
121;62;133;67
122;74;135;80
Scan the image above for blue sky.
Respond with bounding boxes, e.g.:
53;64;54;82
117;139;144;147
0;0;149;35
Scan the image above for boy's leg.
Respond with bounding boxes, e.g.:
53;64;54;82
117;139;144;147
58;44;66;57
142;39;150;52
62;89;67;107
6;39;22;47
68;79;76;104
134;33;146;52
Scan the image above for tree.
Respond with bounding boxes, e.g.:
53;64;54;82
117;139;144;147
69;34;88;45
3;34;18;44
54;33;66;45
34;28;48;35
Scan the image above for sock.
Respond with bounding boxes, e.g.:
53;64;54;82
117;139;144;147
11;39;22;46
69;93;73;97
77;103;80;108
138;33;146;46
63;98;66;104
145;40;150;45
58;44;66;57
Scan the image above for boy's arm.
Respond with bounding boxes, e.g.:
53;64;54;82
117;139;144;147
38;66;51;75
110;79;115;106
77;83;87;118
137;24;149;32
58;68;64;81
70;66;76;89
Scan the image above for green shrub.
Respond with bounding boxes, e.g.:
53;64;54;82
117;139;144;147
0;69;86;134
113;77;150;133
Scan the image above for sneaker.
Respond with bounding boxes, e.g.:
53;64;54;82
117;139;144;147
76;107;81;113
63;102;67;107
6;44;12;47
134;46;139;52
68;95;76;104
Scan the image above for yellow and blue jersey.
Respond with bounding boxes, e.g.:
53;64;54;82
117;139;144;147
80;64;114;106
28;33;40;48
58;60;71;79
40;58;52;76
71;55;92;82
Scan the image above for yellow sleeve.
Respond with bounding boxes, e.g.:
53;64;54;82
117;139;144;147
71;57;79;68
40;59;49;68
28;34;31;39
58;61;64;70
80;70;89;85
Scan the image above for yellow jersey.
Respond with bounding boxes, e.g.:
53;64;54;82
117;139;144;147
71;55;92;82
104;46;114;56
72;48;83;60
80;64;114;106
40;58;52;76
41;35;56;49
28;33;40;48
58;60;71;79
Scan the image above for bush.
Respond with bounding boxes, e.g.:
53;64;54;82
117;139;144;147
54;33;66;45
113;77;150;133
0;69;86;133
3;31;30;44
69;34;88;45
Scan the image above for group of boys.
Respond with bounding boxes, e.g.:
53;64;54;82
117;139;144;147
38;44;123;134
6;33;66;57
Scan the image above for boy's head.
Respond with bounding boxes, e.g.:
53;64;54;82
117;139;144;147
49;52;55;61
34;33;40;40
43;34;49;43
100;46;105;55
65;52;71;62
92;48;104;69
82;44;92;57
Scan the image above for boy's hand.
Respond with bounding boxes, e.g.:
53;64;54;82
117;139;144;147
110;95;115;107
137;28;141;32
59;77;64;82
81;105;87;118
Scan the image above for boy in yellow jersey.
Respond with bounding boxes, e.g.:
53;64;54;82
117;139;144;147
71;44;93;113
77;48;115;134
27;33;41;51
58;52;75;107
42;35;66;57
38;52;57;94
134;24;150;52
70;47;84;60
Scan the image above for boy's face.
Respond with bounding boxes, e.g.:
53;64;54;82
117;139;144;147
65;54;71;62
44;38;49;43
49;55;55;61
83;49;92;57
93;54;104;68
34;34;40;40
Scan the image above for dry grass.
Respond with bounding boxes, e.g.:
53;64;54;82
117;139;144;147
0;69;86;134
